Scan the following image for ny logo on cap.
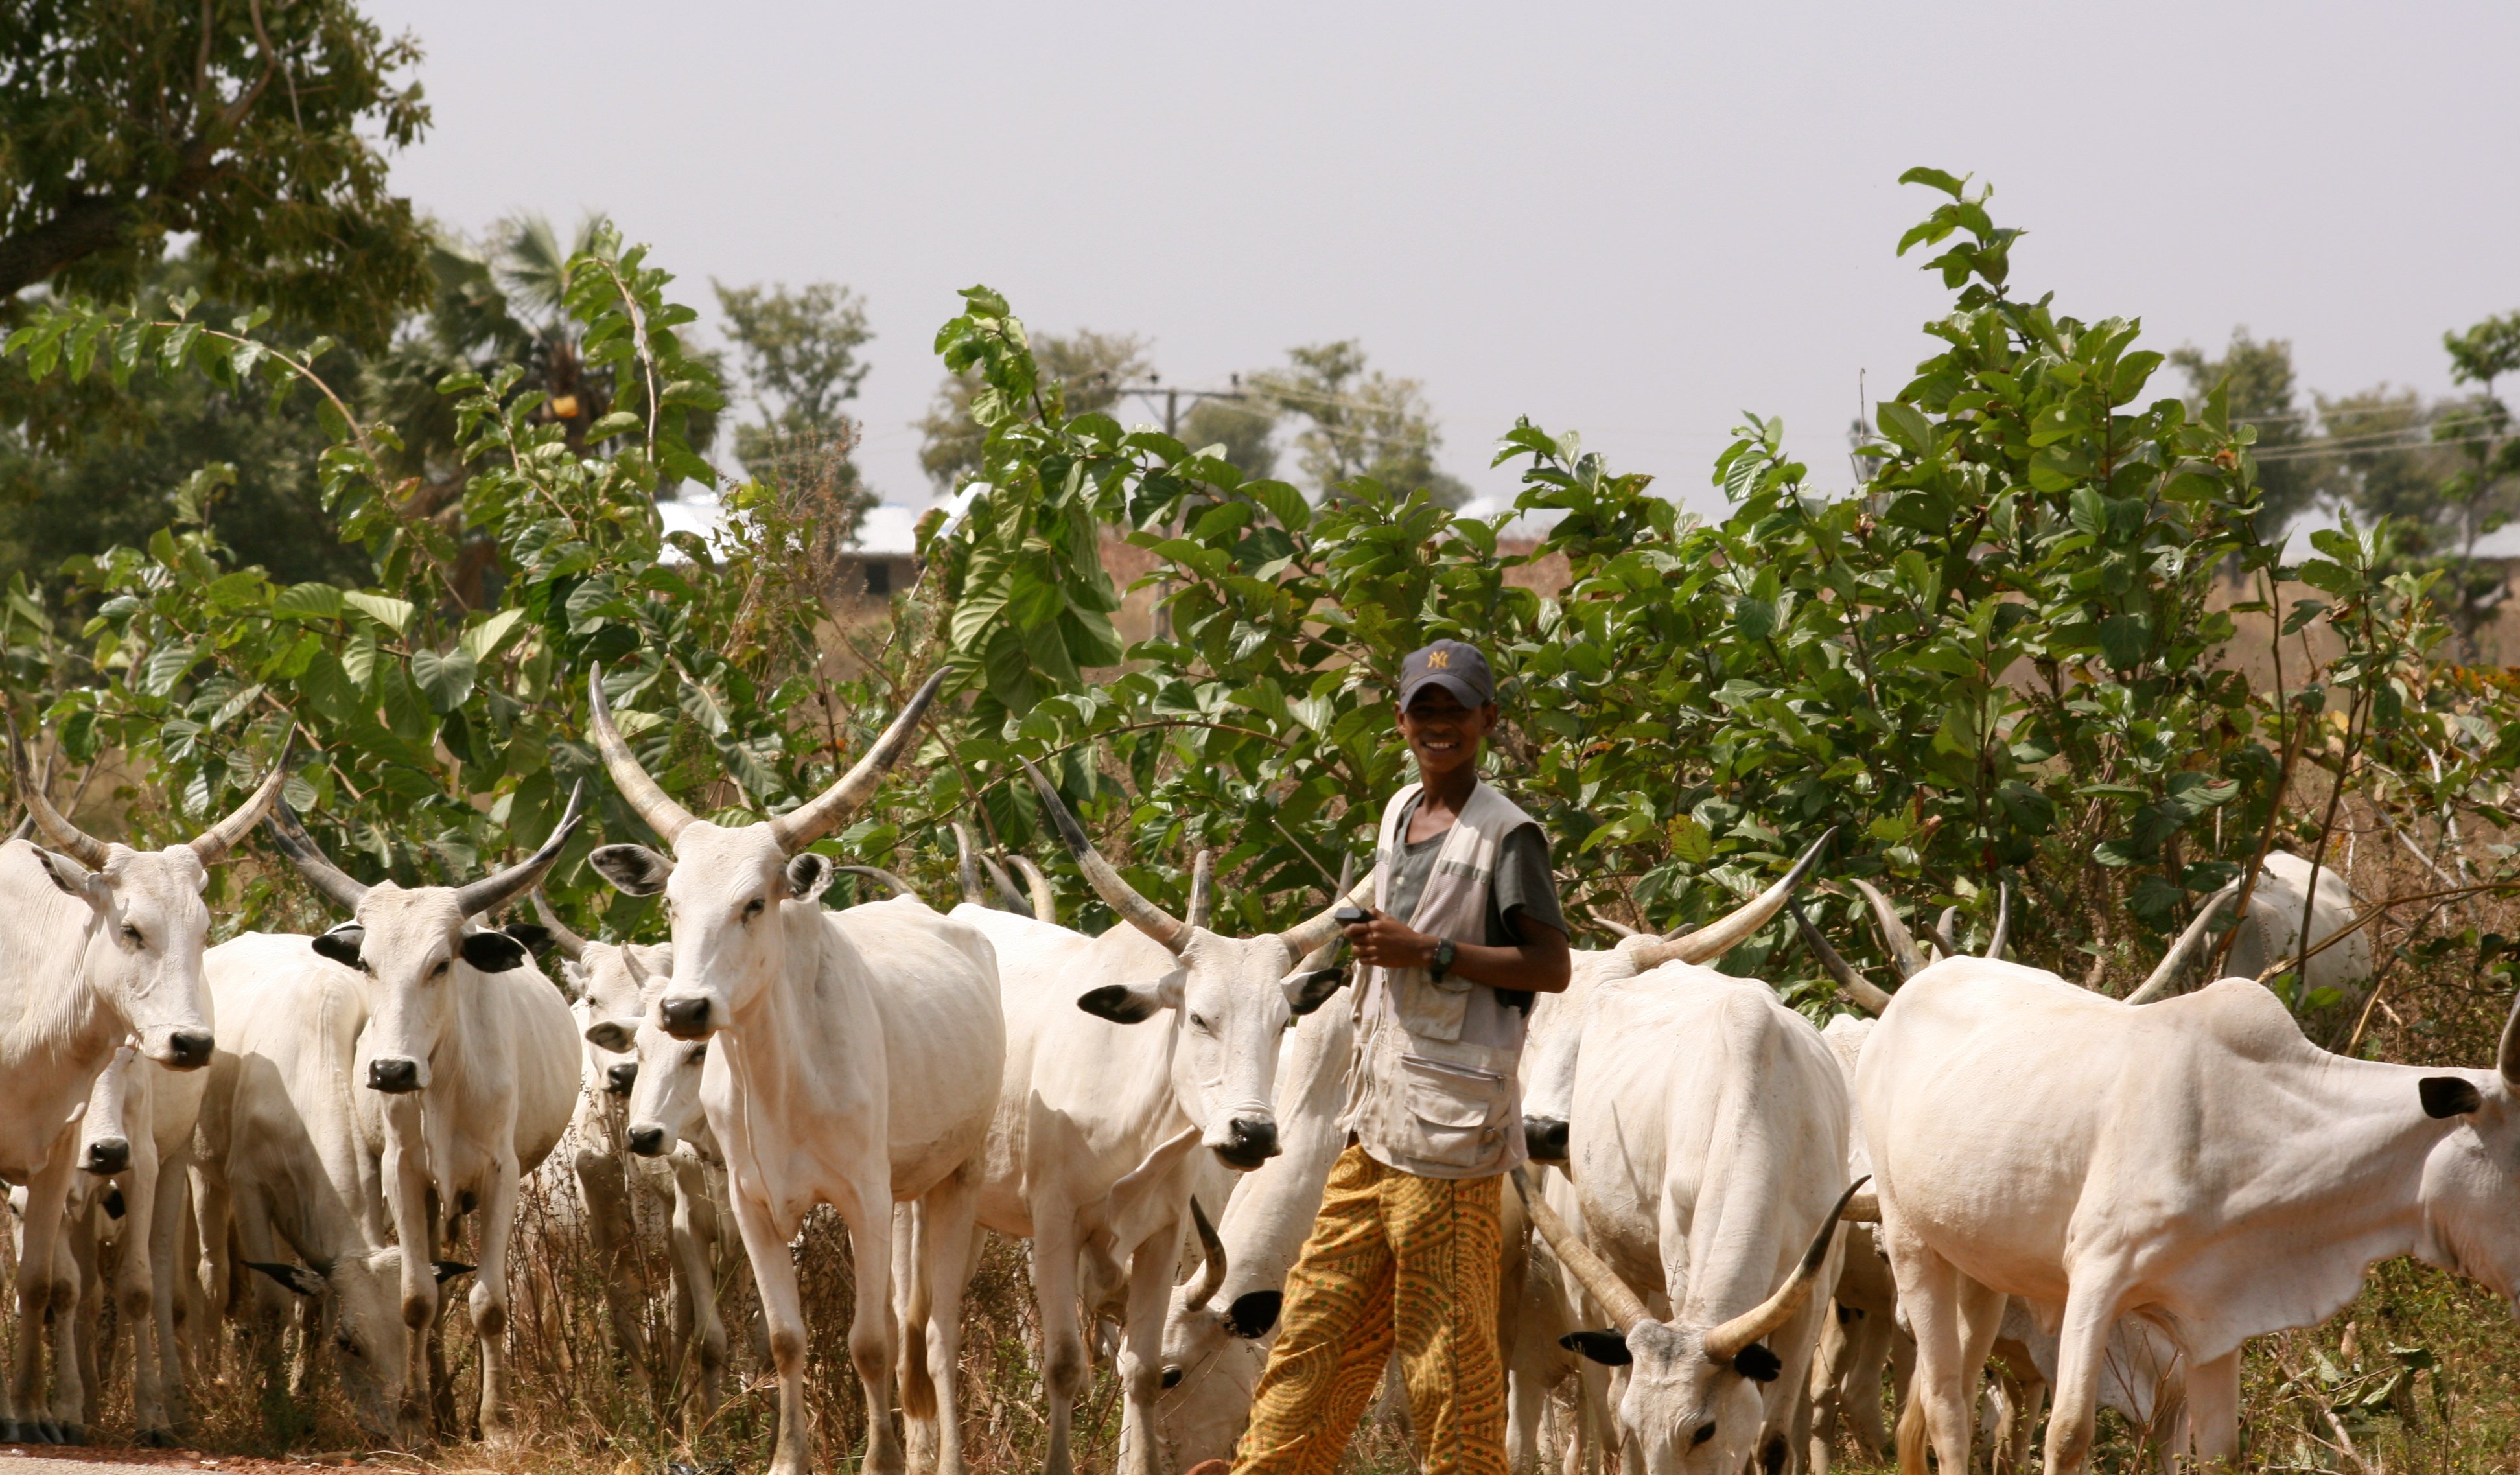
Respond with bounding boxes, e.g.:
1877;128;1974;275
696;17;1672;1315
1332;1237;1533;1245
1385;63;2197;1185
1426;650;1450;668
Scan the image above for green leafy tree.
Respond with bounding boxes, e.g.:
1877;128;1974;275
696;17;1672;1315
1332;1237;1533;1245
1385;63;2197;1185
917;327;1147;492
0;0;433;349
2173;328;2316;540
1177;392;1279;480
1247;340;1472;507
716;279;877;547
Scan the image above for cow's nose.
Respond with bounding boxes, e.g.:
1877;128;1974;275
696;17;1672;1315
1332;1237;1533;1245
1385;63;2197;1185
659;996;712;1039
606;1061;639;1095
1524;1117;1570;1163
627;1125;667;1157
165;1030;214;1070
83;1137;130;1176
368;1057;422;1094
1220;1117;1279;1167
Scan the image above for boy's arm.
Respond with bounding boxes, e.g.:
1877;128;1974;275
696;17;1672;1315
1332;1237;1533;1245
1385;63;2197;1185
1344;914;1573;993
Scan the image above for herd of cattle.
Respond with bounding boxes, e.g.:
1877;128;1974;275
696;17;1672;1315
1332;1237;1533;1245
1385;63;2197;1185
3;664;2502;1475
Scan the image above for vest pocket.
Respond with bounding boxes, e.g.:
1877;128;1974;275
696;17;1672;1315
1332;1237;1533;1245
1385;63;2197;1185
1400;1053;1510;1165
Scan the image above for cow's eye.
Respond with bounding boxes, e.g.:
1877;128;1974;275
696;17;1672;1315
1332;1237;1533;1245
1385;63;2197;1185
1189;1014;1211;1032
1692;1422;1716;1446
744;898;765;920
688;1044;708;1064
431;960;450;978
336;1334;362;1359
121;924;144;946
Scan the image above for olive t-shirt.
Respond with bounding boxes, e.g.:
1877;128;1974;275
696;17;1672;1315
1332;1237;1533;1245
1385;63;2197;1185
1384;791;1568;1013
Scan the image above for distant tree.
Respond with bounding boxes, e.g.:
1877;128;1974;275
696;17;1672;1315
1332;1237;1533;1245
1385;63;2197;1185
0;0;434;350
1246;341;1471;507
1178;391;1279;480
716;279;878;546
2438;310;2520;564
2172;328;2315;540
2309;386;2453;540
918;328;1148;492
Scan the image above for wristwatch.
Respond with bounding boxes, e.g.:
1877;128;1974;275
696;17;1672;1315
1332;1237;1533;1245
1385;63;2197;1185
1428;938;1456;983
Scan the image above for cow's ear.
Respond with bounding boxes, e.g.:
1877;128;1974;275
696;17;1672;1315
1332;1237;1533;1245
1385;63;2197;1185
2421;1076;2484;1119
434;1260;476;1285
461;929;531;973
244;1260;325;1298
504;923;556;958
590;844;673;896
311;925;365;970
1284;966;1349;1017
1078;970;1185;1024
786;853;835;904
31;846;95;900
1224;1289;1283;1339
1731;1342;1783;1383
585;1019;636;1052
1559;1329;1631;1367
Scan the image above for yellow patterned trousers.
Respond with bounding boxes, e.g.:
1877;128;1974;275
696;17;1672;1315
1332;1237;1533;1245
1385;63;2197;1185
1230;1145;1506;1475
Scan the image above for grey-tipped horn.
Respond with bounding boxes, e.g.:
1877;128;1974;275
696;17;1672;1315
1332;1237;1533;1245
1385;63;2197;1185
1790;900;1895;1016
1023;759;1187;953
1187;850;1216;931
1840;1189;1880;1224
264;798;369;912
953;822;986;905
191;731;299;862
1850;879;1929;982
1511;1168;1646;1333
1930;907;1958;960
2122;883;2239;1005
530;887;590;960
1187;1195;1228;1309
8;711;108;869
981;852;1032;916
1627;828;1836;969
766;671;946;854
1701;1176;1869;1364
587;665;696;846
1010;855;1056;925
1590;909;1640;940
455;782;589;919
1985;883;2009;960
836;865;922;901
1276;857;1378;961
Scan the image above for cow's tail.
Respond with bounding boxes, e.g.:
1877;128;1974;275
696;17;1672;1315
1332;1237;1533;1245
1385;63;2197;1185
896;1202;939;1420
1895;1384;1929;1474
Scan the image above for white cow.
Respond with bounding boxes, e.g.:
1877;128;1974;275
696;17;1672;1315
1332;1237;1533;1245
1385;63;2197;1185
946;760;1366;1475
541;888;747;1418
585;668;1004;1475
261;791;583;1443
1858;953;2520;1475
1;722;287;1443
1539;959;1860;1475
191;931;480;1446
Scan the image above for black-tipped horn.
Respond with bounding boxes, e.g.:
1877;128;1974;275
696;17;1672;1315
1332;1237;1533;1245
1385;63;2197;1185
191;730;299;862
1790;900;1895;1016
1850;879;1928;981
454;782;588;919
1930;907;1958;960
1186;1195;1228;1310
836;865;922;901
1701;1176;1870;1364
529;887;590;960
8;710;108;868
264;798;369;912
766;671;946;853
1023;758;1187;953
1628;828;1836;969
587;664;697;846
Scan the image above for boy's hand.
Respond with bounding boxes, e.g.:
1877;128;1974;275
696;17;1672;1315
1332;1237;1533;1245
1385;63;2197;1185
1344;911;1438;970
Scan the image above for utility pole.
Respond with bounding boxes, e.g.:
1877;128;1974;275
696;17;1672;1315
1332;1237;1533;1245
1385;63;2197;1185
1114;374;1250;439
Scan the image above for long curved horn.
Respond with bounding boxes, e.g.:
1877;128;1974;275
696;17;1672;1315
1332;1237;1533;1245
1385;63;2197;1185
1790;900;1895;1016
953;822;986;905
1589;909;1639;940
1010;855;1056;925
1985;883;2009;960
1930;907;1958;960
1840;1190;1880;1224
981;852;1033;916
1276;861;1379;960
185;732;298;863
587;665;697;846
2500;992;2520;1093
264;798;369;912
1627;829;1836;969
1850;879;1929;981
1511;1168;1646;1333
1186;1195;1228;1310
2122;883;2239;1005
454;781;589;919
1023;758;1187;953
836;865;922;901
530;887;590;961
1702;1176;1870;1364
1187;850;1216;931
8;711;108;868
767;671;947;854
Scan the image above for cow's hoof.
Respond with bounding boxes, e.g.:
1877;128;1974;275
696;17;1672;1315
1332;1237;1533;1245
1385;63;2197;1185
0;1419;18;1443
137;1426;179;1448
28;1418;60;1444
59;1423;87;1446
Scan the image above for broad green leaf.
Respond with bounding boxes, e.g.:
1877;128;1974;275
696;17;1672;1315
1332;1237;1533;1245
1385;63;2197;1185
344;591;416;636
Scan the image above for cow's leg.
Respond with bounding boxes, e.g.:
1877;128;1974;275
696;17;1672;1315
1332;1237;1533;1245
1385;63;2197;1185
2039;1272;2133;1475
576;1147;655;1400
118;1134;169;1445
2184;1347;2240;1469
1880;1226;1970;1475
1031;1196;1088;1475
57;1203;93;1443
910;1168;981;1475
837;1175;906;1475
1114;1211;1185;1475
668;1155;730;1419
1842;1307;1895;1458
146;1152;192;1442
729;1182;817;1475
12;1150;75;1442
469;1156;525;1446
379;1102;437;1430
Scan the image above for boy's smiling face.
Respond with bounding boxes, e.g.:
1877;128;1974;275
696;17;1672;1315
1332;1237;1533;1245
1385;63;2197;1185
1397;686;1499;782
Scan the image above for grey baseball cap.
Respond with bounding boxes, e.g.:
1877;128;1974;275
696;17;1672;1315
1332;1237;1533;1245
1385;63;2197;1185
1397;639;1496;710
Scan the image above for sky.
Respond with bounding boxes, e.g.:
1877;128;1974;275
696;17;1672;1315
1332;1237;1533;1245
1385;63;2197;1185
362;2;2520;535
